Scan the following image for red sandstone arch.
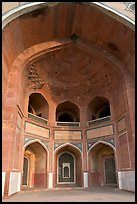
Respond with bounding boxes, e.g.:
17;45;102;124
28;93;49;120
23;139;49;152
87;96;111;121
56;101;80;122
2;3;134;119
54;143;82;187
87;140;117;187
88;140;116;152
22;140;48;189
2;2;135;196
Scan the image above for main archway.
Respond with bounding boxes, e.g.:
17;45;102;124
2;2;135;198
54;144;82;187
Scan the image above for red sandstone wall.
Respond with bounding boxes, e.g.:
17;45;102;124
2;2;135;196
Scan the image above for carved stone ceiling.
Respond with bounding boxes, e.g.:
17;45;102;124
25;44;121;105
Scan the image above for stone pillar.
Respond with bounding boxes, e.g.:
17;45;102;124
48;103;56;127
80;106;87;127
124;79;135;169
48;128;54;189
47;103;56;188
2;65;25;197
82;129;88;188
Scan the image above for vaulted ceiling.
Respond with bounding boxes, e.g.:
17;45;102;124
23;43;122;104
2;2;135;105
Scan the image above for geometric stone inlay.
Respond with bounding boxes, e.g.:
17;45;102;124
87;137;115;151
24;136;49;150
24;136;34;145
71;142;82;151
54;142;82;152
40;140;49;150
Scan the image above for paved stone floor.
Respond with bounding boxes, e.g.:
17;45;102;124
2;186;135;202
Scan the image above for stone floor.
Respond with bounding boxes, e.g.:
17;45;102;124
2;186;135;202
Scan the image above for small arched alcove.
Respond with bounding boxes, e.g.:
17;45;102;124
28;93;49;120
87;96;111;121
56;101;80;122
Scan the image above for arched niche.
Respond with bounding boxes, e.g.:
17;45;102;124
87;96;111;121
56;101;80;122
54;143;82;187
28;93;49;120
88;141;117;187
22;141;48;188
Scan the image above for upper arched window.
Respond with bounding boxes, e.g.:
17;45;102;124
56;101;80;122
28;93;49;120
87;96;111;121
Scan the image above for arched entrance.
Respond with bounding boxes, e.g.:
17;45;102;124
22;141;48;189
58;152;75;184
54;144;82;187
88;141;117;187
105;157;116;184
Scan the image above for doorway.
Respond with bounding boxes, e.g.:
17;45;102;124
105;157;116;184
22;141;48;188
54;144;82;187
88;141;117;186
58;152;75;183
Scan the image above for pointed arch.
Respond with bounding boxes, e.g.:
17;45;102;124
54;142;83;187
22;139;48;188
87;140;116;153
56;101;80;122
23;139;49;153
87;139;117;187
57;151;76;184
87;96;111;121
54;142;82;155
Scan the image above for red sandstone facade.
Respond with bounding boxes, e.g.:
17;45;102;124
2;2;135;197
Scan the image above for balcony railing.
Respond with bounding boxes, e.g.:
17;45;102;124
28;112;48;125
27;113;111;127
87;116;111;126
56;121;80;127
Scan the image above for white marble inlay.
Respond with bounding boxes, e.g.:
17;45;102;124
48;172;53;189
8;172;21;196
118;170;135;192
2;172;6;197
83;172;88;188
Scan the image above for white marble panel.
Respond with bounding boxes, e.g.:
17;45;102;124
48;172;53;189
2;172;6;197
118;171;135;192
83;172;88;188
8;172;21;196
